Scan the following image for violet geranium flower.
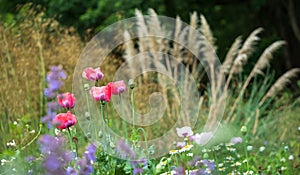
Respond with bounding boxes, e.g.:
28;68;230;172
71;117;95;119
38;135;73;175
44;65;66;98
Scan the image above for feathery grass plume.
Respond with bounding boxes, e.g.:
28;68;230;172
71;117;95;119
228;40;286;122
147;8;166;62
123;30;136;78
253;41;286;75
200;14;216;51
172;16;183;59
225;28;263;89
185;12;199;65
199;16;218;102
135;9;149;75
231;28;263;74
148;8;164;36
241;40;286;93
199;15;220;103
259;68;300;106
135;9;149;38
222;36;242;73
172;16;186;82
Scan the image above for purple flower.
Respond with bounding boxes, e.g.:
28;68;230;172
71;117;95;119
44;65;66;99
191;169;205;175
38;135;73;175
116;139;136;159
77;159;94;175
48;80;63;91
189;156;201;167
84;143;97;163
176;142;186;148
42;65;67;128
176;126;194;137
230;137;242;144
194;132;213;146
131;158;148;175
174;167;185;175
41;111;56;128
43;154;60;172
133;168;144;175
189;159;215;175
131;158;148;167
47;102;61;112
202;159;215;170
70;143;97;175
44;88;57;99
25;156;36;163
66;167;77;175
46;65;67;82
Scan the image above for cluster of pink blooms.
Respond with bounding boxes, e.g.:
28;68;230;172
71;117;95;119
82;67;126;102
53;92;77;130
50;67;126;130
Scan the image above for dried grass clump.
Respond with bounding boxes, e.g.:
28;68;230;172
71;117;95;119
0;6;83;120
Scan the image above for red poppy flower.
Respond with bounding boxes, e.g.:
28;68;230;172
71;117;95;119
108;80;126;95
57;92;76;109
89;84;112;102
53;111;76;130
82;67;104;81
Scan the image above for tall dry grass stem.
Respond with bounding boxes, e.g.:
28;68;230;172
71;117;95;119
259;68;300;106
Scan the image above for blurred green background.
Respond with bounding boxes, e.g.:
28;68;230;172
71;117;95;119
1;0;300;74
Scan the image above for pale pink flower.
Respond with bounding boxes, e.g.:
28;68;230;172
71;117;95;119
176;126;193;137
108;80;126;95
82;67;104;81
194;132;213;145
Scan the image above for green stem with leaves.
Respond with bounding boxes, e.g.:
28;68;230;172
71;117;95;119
131;86;135;128
137;127;149;159
120;94;129;140
67;127;76;157
100;101;106;124
243;137;249;171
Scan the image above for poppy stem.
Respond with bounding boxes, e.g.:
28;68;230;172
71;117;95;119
67;127;76;157
105;101;109;125
100;101;106;124
137;127;149;159
131;86;135;128
120;94;129;141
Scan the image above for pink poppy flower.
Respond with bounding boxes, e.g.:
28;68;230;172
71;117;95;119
176;126;194;137
108;80;126;95
82;67;104;81
57;92;76;109
53;111;76;130
89;84;112;102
